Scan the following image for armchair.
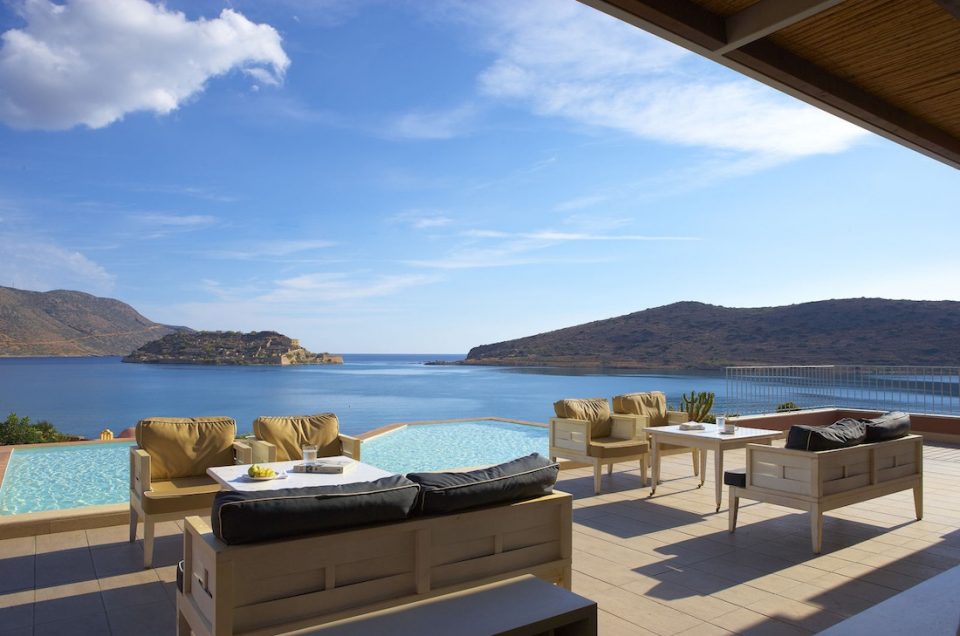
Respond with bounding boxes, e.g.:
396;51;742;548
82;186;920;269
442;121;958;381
129;416;240;568
613;391;700;477
236;412;362;463
549;398;649;494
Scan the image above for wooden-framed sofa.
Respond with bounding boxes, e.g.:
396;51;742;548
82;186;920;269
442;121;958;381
728;429;923;553
129;416;243;568
233;412;362;464
176;455;571;636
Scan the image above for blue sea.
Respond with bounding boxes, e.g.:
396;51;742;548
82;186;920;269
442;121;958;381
0;355;727;439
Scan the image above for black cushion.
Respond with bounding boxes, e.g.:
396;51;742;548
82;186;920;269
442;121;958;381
723;468;746;488
861;411;911;442
785;418;867;451
176;559;184;593
212;475;419;545
406;453;559;515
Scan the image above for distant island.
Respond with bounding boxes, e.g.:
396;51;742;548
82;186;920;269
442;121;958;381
123;330;343;366
460;298;960;369
0;286;188;357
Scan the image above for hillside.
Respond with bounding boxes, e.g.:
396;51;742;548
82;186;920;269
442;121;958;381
464;299;960;368
123;330;343;365
0;286;185;356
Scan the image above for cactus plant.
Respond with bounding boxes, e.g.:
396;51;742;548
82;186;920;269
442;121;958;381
680;390;714;422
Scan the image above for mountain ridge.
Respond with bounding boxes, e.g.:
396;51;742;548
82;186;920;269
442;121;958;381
464;298;960;368
0;286;187;356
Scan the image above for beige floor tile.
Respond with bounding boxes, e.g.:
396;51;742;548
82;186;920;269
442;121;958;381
35;529;87;553
33;579;103;625
33;609;110;636
0;589;34;631
0;536;35;559
708;607;810;635
598;609;659;636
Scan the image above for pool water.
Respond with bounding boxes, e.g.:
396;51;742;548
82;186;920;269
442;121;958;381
0;442;135;515
0;420;549;514
362;420;548;473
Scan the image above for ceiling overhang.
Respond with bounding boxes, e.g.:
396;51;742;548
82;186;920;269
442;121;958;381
579;0;960;170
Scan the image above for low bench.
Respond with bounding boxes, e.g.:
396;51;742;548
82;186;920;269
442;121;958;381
293;574;597;636
728;434;923;552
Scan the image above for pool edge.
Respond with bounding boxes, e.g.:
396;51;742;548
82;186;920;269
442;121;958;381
0;502;128;539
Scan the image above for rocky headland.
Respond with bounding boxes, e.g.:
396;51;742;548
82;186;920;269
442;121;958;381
460;298;960;369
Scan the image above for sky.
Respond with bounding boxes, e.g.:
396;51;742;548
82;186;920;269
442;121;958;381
1;0;959;354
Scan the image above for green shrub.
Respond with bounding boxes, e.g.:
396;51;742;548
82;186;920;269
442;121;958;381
0;413;68;445
776;401;801;412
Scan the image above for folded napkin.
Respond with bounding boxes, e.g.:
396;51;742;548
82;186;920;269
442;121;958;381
679;422;705;431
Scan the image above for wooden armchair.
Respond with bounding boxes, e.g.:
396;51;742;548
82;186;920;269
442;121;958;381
613;391;700;477
129;416;241;568
235;412;362;463
549;398;649;494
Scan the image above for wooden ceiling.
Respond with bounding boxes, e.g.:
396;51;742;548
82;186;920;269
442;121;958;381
579;0;960;169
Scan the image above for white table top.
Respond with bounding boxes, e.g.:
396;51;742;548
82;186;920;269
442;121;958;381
649;423;784;441
208;457;395;492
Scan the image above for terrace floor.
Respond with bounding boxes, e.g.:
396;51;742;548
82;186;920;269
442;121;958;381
1;442;958;635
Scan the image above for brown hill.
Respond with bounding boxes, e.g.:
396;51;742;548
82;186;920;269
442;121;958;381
0;286;186;356
464;299;960;369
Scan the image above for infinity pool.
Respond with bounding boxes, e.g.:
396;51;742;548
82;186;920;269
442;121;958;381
0;420;549;515
362;420;548;473
0;441;136;515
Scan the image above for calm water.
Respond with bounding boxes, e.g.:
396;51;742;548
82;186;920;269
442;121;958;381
0;355;727;439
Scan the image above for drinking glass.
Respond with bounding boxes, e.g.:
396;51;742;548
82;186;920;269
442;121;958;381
302;445;318;465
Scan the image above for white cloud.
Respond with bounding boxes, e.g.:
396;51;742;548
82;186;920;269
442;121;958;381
0;235;115;294
459;0;867;166
0;0;290;130
386;104;477;140
135;213;217;227
265;272;439;302
208;239;337;261
409;227;695;269
390;210;454;229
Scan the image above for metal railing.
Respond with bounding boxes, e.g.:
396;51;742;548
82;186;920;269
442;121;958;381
725;365;960;415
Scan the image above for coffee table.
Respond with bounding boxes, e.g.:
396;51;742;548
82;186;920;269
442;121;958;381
648;424;783;512
207;456;394;492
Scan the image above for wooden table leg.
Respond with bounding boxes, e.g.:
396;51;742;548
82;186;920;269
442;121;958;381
714;445;723;512
698;447;707;488
650;439;660;496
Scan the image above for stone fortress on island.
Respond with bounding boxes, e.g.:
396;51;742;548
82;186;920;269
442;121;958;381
122;330;343;366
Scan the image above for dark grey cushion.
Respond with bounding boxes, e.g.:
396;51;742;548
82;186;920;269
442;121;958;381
861;411;911;442
406;453;559;515
723;468;746;488
212;475;419;545
786;418;866;451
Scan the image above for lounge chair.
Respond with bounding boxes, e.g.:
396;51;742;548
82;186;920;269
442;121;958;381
237;412;362;463
613;391;700;478
549;398;649;494
129;416;240;568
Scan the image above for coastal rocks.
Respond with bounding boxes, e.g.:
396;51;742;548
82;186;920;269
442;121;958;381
122;330;343;366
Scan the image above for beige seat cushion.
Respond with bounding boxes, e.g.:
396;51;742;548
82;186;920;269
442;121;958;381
136;417;236;480
141;476;221;515
553;398;612;438
613;391;669;426
253;413;342;461
588;438;648;459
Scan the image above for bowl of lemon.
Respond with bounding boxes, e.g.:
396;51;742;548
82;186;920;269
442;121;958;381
246;464;280;481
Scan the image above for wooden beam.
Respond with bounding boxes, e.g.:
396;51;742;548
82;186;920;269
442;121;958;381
716;0;846;54
932;0;960;21
578;0;960;170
